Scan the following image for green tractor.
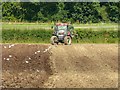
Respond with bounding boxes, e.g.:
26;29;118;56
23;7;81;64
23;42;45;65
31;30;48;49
51;23;74;45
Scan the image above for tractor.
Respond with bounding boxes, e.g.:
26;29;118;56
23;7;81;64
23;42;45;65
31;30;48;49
51;23;74;45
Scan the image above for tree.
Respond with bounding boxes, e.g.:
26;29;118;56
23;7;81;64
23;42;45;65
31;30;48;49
2;2;119;23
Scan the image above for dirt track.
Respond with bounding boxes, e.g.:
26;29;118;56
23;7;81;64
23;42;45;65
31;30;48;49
2;44;118;88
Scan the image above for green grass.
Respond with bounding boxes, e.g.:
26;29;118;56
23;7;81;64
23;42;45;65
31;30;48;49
2;22;118;31
2;29;118;43
2;22;119;43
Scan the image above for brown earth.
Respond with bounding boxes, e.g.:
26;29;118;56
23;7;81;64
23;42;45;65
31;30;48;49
1;44;118;88
2;44;52;88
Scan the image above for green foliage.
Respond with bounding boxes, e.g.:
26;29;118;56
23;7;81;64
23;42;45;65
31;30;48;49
2;2;25;22
2;29;118;43
75;29;118;43
2;2;119;23
107;2;119;22
2;29;53;43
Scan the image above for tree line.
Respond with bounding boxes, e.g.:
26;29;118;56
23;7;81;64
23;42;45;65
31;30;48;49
2;2;119;23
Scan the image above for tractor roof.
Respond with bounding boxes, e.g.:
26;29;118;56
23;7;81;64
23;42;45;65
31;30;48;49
56;23;69;26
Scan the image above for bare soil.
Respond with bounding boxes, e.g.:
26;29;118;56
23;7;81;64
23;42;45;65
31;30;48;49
2;44;52;88
1;44;118;88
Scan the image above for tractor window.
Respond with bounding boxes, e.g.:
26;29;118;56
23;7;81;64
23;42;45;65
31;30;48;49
58;26;67;30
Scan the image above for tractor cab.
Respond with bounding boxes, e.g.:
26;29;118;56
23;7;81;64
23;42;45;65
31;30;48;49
54;23;73;32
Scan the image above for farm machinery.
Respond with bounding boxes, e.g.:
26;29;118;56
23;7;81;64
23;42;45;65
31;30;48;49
50;23;74;45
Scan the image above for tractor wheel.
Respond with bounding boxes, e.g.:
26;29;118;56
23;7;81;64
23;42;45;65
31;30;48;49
64;36;72;45
50;36;58;45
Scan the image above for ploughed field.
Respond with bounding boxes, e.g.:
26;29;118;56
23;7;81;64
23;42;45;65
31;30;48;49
2;44;118;88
